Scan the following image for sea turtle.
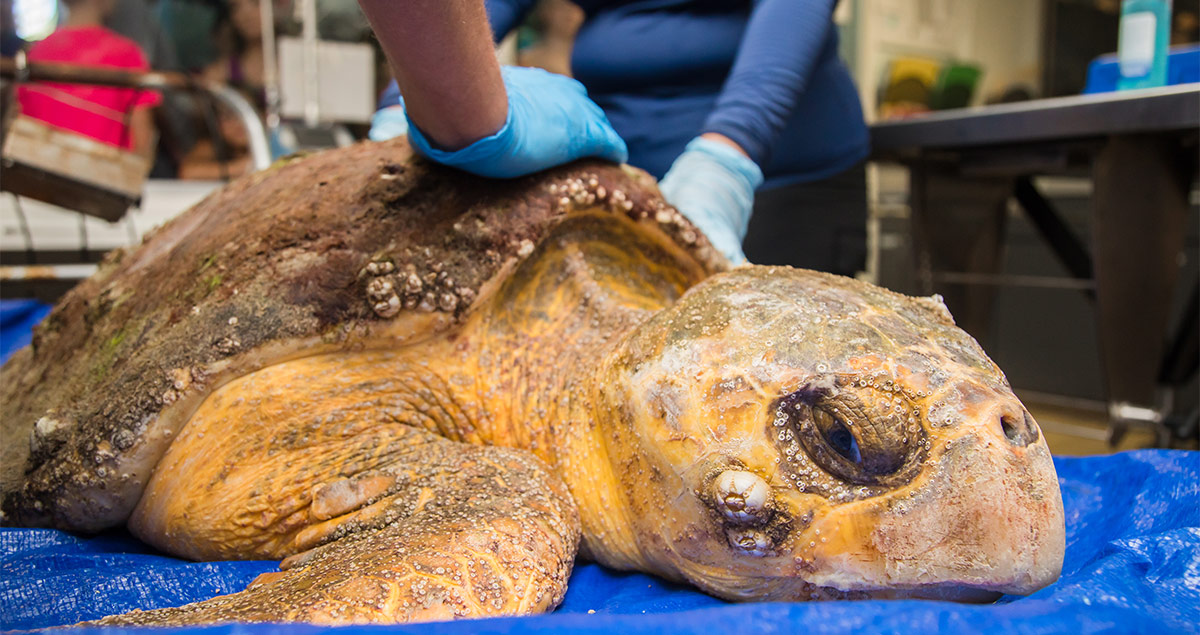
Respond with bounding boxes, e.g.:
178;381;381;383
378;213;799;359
0;139;1065;626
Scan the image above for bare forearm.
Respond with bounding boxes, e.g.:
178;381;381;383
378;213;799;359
357;0;507;150
130;108;156;164
699;132;750;159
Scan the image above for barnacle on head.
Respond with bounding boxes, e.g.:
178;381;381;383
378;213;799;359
711;470;771;524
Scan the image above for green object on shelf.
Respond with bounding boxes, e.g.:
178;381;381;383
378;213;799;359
930;63;982;110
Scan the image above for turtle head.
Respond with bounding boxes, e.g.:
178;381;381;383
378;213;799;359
592;266;1064;602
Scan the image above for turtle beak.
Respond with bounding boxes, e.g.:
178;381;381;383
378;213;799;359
797;421;1065;599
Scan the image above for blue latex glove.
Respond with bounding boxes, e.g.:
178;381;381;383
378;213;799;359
381;66;626;179
658;137;764;265
368;105;409;141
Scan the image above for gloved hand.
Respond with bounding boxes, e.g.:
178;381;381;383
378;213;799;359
376;66;627;179
658;136;764;265
368;105;409;141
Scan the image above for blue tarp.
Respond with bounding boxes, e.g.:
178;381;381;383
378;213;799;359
1;451;1197;632
2;301;1198;633
0;300;51;365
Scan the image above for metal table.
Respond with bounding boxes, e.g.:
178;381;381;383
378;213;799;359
871;84;1199;441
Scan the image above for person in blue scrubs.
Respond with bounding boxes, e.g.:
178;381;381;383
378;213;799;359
374;0;869;273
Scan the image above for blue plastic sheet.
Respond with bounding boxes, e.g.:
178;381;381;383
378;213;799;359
0;300;51;365
0;452;1196;633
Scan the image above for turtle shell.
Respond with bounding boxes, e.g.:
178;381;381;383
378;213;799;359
0;139;725;531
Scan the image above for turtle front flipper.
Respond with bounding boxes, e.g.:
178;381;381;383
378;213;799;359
97;433;578;626
104;352;579;627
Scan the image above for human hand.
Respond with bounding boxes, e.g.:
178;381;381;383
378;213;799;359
658;136;763;265
401;66;627;178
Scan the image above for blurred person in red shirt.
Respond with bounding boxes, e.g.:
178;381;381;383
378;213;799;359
17;0;161;161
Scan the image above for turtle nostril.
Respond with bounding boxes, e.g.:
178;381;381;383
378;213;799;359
1000;415;1020;441
1000;412;1039;447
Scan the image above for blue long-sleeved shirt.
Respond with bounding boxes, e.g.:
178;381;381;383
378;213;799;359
381;0;869;186
491;0;868;185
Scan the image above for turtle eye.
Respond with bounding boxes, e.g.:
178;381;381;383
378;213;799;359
777;383;925;488
816;409;861;465
802;402;875;483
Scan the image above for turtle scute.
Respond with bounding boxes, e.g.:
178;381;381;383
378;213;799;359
1;139;1064;627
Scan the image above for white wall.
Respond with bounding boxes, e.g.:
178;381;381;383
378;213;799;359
969;0;1044;102
851;0;1044;120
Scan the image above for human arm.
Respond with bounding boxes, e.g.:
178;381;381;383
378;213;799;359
129;106;157;164
661;0;836;263
356;0;626;177
357;0;507;150
122;43;162;165
702;0;838;164
366;0;544;142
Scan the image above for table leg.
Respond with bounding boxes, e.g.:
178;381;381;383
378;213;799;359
909;165;1013;343
1092;134;1194;434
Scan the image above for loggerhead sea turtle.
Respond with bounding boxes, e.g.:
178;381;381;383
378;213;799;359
1;140;1065;626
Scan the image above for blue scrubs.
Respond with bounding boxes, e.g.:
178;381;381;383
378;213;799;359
486;0;869;186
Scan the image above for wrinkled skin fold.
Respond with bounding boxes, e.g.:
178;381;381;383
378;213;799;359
0;140;1065;626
